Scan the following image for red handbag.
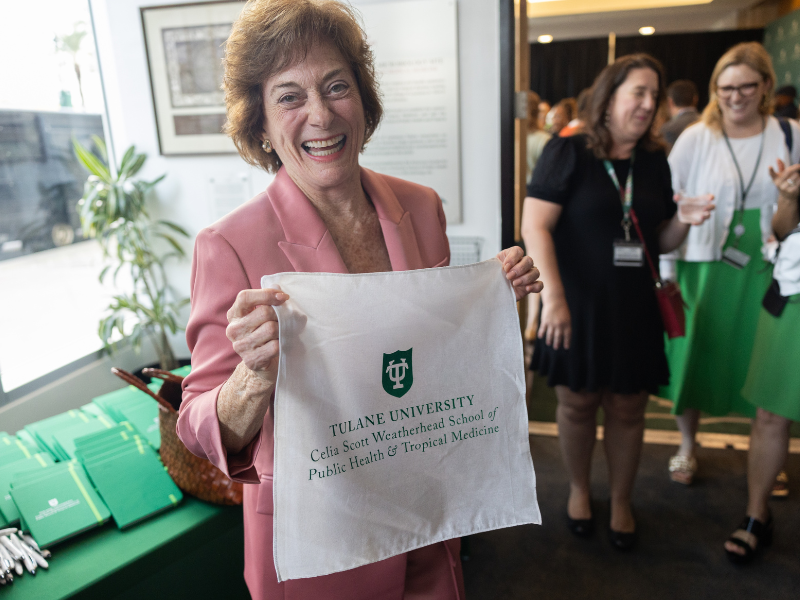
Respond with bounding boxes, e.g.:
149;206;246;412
630;209;686;339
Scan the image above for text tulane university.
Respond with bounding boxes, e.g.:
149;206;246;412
328;395;476;437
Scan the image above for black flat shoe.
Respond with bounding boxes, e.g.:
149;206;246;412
566;513;594;538
725;514;773;565
608;527;637;551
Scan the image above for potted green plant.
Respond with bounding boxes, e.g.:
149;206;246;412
73;136;189;370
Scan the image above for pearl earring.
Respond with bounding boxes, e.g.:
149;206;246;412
262;139;272;153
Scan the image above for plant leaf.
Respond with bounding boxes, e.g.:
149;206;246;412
158;220;190;237
91;135;108;162
73;138;110;180
118;145;136;176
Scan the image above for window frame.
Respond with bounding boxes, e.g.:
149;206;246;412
0;0;118;403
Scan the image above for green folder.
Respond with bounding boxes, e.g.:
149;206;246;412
0;454;57;524
24;410;99;459
81;443;182;529
116;402;160;449
73;424;144;460
80;402;111;420
10;462;110;547
79;437;150;467
14;429;41;451
51;419;114;461
0;433;41;465
92;386;153;422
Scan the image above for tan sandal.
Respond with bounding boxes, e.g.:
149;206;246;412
668;454;697;485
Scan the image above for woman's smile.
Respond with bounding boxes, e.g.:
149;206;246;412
301;134;346;159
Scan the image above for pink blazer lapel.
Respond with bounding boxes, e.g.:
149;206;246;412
270;168;349;274
361;168;425;272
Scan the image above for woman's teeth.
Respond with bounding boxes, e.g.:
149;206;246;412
302;134;345;156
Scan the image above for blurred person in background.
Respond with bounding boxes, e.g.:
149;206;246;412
527;90;552;181
546;97;576;135
773;84;798;119
559;88;591;137
522;54;713;550
660;79;699;152
725;157;800;564
538;100;552;130
659;42;800;487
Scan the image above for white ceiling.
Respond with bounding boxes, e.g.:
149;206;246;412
529;0;764;41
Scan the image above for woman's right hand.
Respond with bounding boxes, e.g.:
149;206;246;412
538;297;571;350
225;288;289;386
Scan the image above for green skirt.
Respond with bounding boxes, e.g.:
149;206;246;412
659;209;771;417
742;299;800;421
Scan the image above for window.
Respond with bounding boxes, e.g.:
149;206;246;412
0;0;117;395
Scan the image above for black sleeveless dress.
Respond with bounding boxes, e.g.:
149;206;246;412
527;134;676;394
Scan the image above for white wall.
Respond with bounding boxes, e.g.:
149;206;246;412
6;0;502;425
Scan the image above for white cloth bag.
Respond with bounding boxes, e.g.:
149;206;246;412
262;259;541;582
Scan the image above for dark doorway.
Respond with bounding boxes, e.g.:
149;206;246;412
530;28;765;109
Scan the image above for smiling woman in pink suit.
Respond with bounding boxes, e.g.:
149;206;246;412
176;1;542;598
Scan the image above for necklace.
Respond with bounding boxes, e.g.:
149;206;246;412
722;117;765;244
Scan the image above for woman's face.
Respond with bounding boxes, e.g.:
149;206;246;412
262;42;366;195
537;102;550;130
607;67;659;146
547;106;569;133
715;64;769;128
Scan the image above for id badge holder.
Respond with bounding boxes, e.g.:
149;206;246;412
721;246;751;270
613;240;644;267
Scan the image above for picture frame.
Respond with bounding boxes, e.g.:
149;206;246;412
141;1;245;155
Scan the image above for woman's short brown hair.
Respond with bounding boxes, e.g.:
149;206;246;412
584;53;666;159
224;0;383;173
701;42;775;132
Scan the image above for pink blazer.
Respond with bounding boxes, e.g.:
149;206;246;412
178;167;465;600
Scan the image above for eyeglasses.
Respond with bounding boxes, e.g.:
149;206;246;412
716;82;761;99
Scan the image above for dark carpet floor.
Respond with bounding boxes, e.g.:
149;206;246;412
462;435;800;600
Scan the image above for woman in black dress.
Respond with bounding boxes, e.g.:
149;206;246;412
521;54;714;549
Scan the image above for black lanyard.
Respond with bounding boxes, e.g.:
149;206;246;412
722;119;765;244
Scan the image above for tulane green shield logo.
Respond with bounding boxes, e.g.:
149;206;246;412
382;348;413;398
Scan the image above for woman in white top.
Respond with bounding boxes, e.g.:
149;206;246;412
660;42;800;484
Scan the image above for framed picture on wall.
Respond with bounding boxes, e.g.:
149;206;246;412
141;1;245;155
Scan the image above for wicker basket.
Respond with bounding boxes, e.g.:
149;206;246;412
112;368;243;505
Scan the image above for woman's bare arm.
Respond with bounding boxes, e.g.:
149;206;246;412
658;193;715;254
520;197;571;350
218;363;275;454
769;161;800;241
217;289;287;454
774;194;800;241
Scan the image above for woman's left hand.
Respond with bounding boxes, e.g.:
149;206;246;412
497;246;543;301
769;158;800;199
